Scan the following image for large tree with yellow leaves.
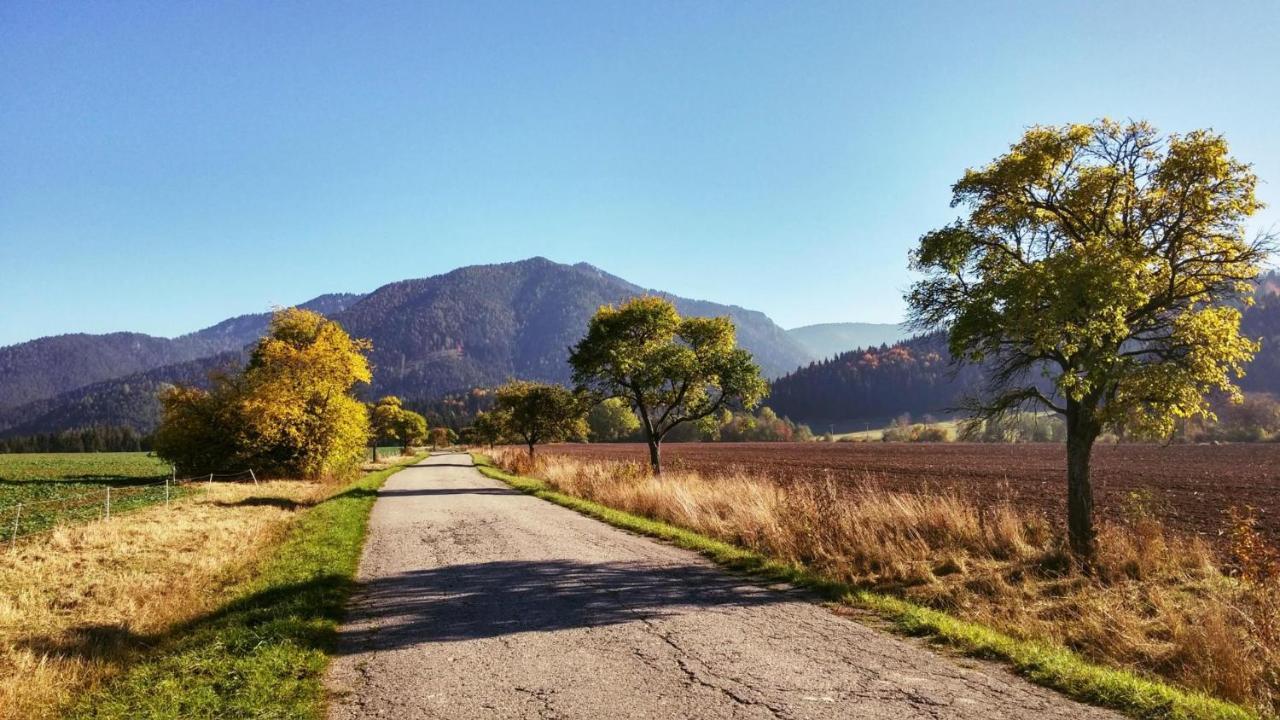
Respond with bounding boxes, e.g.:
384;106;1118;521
908;120;1272;558
155;308;373;478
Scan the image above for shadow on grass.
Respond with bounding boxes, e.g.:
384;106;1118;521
214;496;308;510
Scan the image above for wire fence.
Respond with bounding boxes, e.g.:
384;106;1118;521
2;468;257;548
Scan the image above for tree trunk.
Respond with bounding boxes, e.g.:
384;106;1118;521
1065;399;1100;560
371;444;378;462
527;441;536;458
647;439;662;475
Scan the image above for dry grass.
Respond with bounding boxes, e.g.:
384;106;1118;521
0;479;328;720
493;448;1280;716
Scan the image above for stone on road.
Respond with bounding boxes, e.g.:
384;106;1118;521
326;452;1117;719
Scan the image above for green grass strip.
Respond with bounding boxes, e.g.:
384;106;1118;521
473;454;1259;720
74;455;426;720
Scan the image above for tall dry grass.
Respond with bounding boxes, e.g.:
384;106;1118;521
0;480;328;720
492;448;1280;715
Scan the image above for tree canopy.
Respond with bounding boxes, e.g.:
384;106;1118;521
371;395;428;450
569;296;767;472
492;380;586;456
154;308;373;478
907;119;1272;556
585;397;642;442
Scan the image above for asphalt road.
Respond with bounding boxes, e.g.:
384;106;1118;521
325;452;1119;719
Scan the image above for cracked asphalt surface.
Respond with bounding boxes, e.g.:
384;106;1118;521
325;452;1119;719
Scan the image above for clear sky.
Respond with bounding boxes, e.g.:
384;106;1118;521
2;1;1277;347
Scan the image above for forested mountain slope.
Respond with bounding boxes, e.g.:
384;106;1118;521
0;293;362;411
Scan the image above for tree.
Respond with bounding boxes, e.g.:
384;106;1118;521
428;426;457;449
569;297;767;473
370;396;428;454
154;308;373;479
907;120;1272;558
470;410;508;448
586;397;641;442
492;381;586;457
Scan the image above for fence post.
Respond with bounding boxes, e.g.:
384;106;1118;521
11;503;21;547
249;469;258;485
208;473;214;486
165;476;171;506
105;487;111;521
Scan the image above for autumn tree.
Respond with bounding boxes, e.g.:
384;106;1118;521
470;410;509;448
371;395;428;454
155;308;373;478
569;297;767;473
493;381;586;457
908;120;1272;558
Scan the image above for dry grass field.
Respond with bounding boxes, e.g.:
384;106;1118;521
0;478;327;720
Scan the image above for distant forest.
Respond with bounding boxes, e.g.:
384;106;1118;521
0;425;152;453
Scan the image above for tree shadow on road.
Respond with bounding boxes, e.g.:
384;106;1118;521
372;487;521;497
334;559;789;651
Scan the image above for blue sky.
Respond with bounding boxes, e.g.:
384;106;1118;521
2;1;1277;347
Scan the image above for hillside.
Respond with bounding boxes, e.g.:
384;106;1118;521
771;272;1280;426
787;322;907;361
0;259;807;437
0;293;363;411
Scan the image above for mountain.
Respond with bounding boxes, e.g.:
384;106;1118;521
0;259;808;437
331;258;808;397
771;272;1280;426
787;322;908;361
0;294;363;411
769;332;982;427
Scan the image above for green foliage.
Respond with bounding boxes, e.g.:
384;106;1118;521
370;395;429;449
909;119;1270;437
493;380;586;454
153;309;373;479
586;397;642;442
469;409;509;447
569;296;767;469
74;456;423;720
666;405;814;442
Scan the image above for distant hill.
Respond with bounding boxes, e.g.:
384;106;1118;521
0;293;363;411
787;322;908;361
769;332;983;427
771;272;1280;426
0;259;807;437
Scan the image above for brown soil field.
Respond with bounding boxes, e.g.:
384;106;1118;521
538;442;1280;546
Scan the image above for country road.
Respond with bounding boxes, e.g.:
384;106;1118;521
325;453;1119;719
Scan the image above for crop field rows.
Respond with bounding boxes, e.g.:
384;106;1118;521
540;442;1280;545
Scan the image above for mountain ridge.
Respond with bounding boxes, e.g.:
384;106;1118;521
0;258;809;437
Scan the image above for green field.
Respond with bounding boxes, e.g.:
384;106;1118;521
0;452;181;540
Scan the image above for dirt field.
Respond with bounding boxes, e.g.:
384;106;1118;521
539;442;1280;545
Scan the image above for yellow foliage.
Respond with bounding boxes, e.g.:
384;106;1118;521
154;308;372;479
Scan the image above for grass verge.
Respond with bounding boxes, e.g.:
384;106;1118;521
473;453;1259;720
71;454;425;720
